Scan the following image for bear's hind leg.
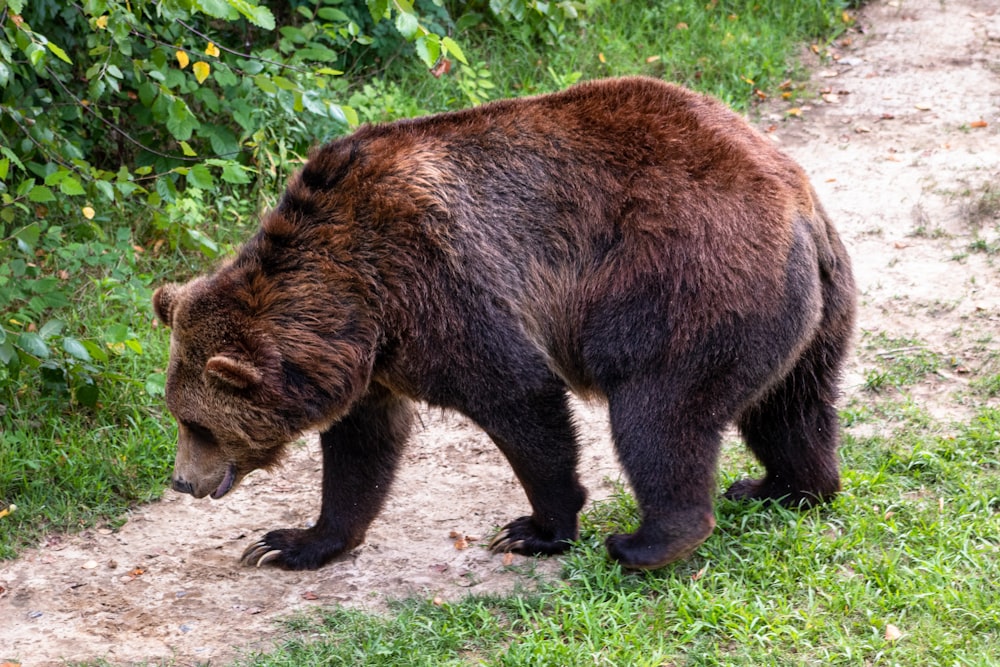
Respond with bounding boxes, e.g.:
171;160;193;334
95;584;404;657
242;386;412;570
604;377;723;570
727;310;853;507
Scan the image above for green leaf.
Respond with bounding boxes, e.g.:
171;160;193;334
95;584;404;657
0;158;8;182
166;99;200;141
7;0;25;14
26;43;45;69
0;341;16;367
271;76;298;91
220;162;251;184
12;223;41;250
17;332;50;359
185;163;214;189
395;11;419;39
179;141;198;157
46;41;73;65
213;65;239;87
63;337;92;362
222;0;276;29
104;323;130;344
145;372;166;397
39;320;65;340
74;379;100;407
442;36;468;65
317;7;350;21
94;179;115;202
414;35;440;68
28;185;56;203
252;74;278;94
367;0;390;22
60;177;86;196
193;0;236;20
82;340;109;363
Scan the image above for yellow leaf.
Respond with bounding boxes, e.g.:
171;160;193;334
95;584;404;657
95;15;108;29
598;52;606;64
193;61;211;84
179;141;197;157
82;206;95;220
787;107;802;117
206;42;220;57
176;50;190;69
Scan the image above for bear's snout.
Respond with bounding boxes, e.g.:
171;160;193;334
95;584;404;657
172;477;195;495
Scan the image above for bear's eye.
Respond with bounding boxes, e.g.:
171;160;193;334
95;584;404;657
182;420;217;445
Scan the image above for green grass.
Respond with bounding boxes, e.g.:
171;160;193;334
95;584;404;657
344;0;856;124
233;407;999;666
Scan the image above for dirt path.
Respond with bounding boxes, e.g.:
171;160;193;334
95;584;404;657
2;1;999;664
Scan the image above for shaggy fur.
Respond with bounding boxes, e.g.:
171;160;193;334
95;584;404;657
154;77;856;570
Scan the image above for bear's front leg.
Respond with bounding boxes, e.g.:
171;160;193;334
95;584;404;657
457;382;586;558
242;387;412;570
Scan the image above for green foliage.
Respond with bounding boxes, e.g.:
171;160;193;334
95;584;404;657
0;0;471;411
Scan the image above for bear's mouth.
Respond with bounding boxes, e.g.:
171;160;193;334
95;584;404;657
211;463;238;499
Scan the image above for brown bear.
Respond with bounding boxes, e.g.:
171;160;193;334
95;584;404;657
153;76;855;571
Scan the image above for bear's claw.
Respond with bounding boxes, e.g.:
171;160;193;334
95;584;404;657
241;540;283;567
488;515;574;557
488;528;525;553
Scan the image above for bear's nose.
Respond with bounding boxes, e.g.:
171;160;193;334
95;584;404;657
172;477;195;495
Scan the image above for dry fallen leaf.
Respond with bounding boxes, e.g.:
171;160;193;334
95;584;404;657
915;103;932;111
885;624;903;641
432;596;444;606
502;552;515;566
448;530;462;539
430;58;451;78
302;591;319;600
970;119;988;128
453;537;468;550
691;565;708;581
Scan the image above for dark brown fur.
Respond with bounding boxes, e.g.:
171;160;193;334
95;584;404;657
153;77;856;570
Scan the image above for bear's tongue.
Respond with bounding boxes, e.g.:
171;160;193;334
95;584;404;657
211;463;237;499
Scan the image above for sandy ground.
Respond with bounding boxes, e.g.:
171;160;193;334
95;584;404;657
2;0;999;664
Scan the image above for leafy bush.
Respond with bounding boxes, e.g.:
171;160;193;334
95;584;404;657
0;0;477;410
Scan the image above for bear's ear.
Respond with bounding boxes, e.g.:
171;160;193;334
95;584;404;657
153;284;181;327
205;354;264;390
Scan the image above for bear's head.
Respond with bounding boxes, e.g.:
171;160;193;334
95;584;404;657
153;264;377;500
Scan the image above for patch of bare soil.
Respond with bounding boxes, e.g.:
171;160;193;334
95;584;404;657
2;1;998;664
